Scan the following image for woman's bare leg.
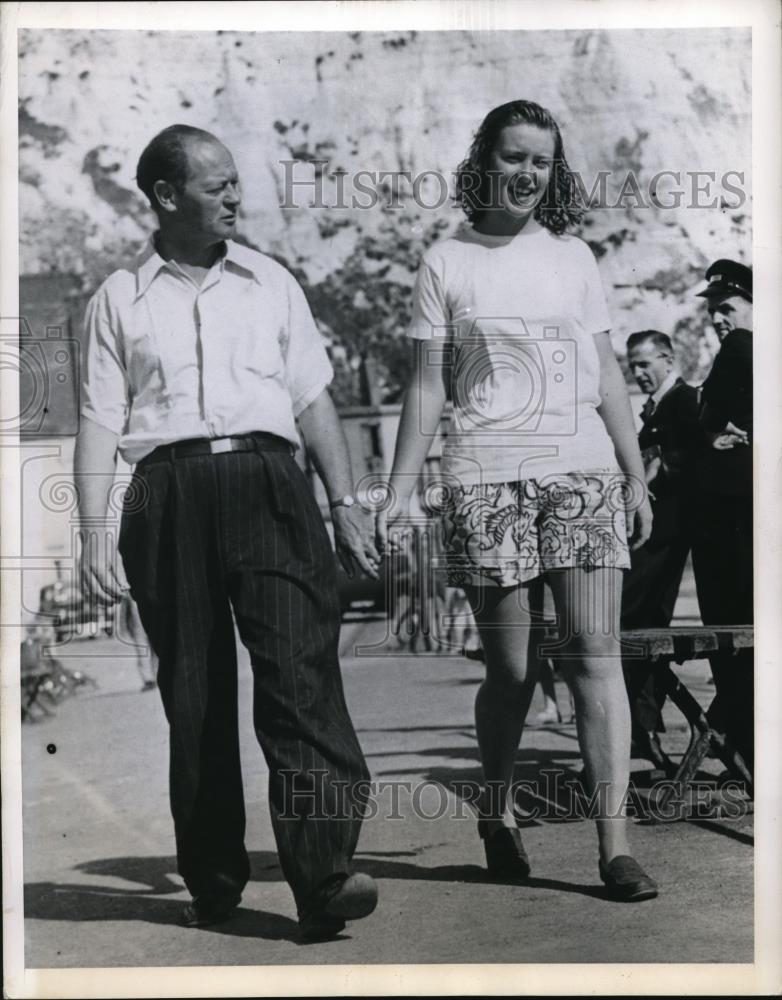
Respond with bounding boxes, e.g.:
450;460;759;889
464;578;545;832
546;567;632;864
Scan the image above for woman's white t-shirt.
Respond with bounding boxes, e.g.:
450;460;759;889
407;222;620;486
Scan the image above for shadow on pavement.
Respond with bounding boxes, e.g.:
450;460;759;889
369;749;754;844
24;851;299;940
356;723;479;735
678;818;754;846
24;840;609;936
368;744;584;772
23;881;298;941
370;746;586;820
353;852;606;899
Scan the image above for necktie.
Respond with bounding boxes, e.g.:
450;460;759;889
641;397;656;422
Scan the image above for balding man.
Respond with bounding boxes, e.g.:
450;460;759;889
621;331;703;772
74;125;379;940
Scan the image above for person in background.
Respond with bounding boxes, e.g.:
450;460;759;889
692;259;754;775
621;331;703;774
119;590;158;691
696;326;721;382
531;580;574;726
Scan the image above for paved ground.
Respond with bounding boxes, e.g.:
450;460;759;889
21;605;753;970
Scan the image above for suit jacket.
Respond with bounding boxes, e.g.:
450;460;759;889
638;378;702;545
697;328;752;497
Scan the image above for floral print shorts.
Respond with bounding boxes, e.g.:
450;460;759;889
440;473;632;588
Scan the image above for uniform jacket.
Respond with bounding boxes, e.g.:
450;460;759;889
697;328;752;497
638;377;703;545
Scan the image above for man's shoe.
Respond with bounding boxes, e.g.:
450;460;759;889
599;855;658;902
478;820;531;882
298;872;378;942
181;892;241;928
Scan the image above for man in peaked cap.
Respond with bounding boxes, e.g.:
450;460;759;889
697;257;752;303
696;259;752;328
692;258;753;774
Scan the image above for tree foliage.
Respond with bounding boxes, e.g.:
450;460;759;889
295;212;451;405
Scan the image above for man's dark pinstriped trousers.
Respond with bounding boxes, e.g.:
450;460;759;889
118;442;370;913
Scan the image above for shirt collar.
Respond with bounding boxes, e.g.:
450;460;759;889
134;238;169;298
134;236;263;298
650;370;679;405
221;239;265;284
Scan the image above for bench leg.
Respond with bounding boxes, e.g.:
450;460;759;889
708;729;754;792
656;663;753;811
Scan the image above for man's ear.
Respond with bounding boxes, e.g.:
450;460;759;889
153;180;178;215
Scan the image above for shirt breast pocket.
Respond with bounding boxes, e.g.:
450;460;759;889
242;328;285;379
121;312;175;400
234;288;286;379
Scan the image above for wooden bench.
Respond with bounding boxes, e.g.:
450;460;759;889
621;626;753;807
464;625;753;808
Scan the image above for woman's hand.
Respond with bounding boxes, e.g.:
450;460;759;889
628;493;653;551
375;494;413;558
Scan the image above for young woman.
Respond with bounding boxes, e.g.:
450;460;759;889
377;100;657;901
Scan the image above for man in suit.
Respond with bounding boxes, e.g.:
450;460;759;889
74;125;381;940
692;259;754;774
621;331;703;772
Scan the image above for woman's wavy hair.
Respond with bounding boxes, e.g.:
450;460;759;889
454;100;585;235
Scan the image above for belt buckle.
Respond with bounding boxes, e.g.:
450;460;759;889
209;438;235;455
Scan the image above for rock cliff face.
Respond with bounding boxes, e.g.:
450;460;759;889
19;27;751;393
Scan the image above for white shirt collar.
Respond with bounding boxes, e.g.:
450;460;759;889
650;370;679;405
134;236;264;298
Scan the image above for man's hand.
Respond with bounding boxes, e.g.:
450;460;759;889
707;421;749;450
628;495;653;551
332;505;381;580
79;528;125;609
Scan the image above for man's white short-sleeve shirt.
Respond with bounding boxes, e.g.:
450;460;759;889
81;238;333;464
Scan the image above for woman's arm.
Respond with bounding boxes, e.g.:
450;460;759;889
377;339;448;546
593;331;652;550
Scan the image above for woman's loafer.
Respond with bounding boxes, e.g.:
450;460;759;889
478;820;531;882
599;855;658;902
